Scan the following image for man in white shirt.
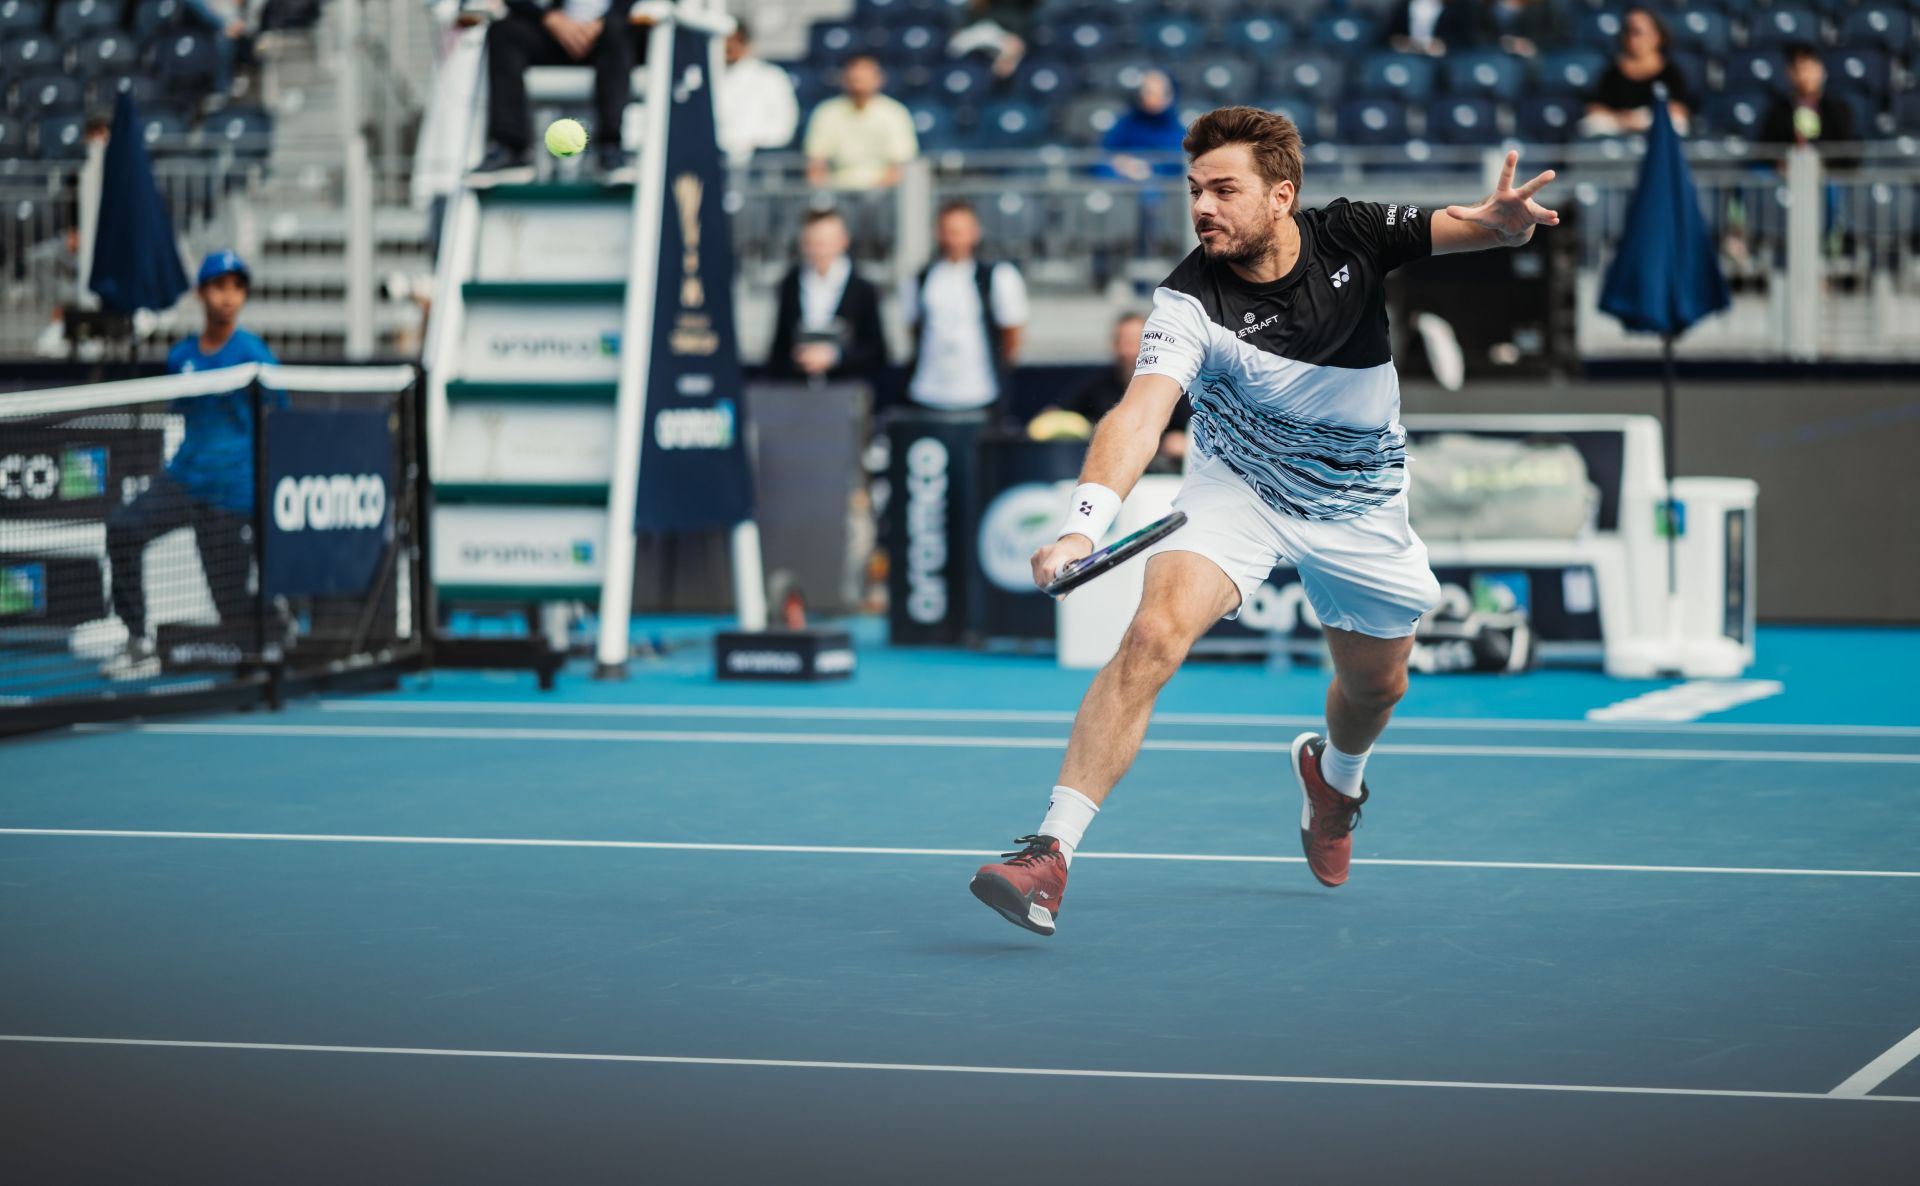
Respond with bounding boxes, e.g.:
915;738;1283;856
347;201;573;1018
716;18;798;169
803;54;920;191
899;201;1028;415
475;0;637;182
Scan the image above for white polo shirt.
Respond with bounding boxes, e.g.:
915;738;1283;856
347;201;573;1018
899;258;1028;411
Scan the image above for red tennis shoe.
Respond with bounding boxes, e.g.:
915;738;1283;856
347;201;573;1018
1291;733;1369;888
970;835;1067;936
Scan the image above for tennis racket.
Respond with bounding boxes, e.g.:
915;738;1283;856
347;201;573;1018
1042;511;1188;597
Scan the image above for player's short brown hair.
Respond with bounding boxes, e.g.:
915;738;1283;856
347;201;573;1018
1182;106;1304;196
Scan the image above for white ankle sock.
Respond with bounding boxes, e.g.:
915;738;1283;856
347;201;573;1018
1037;785;1099;867
1320;740;1370;799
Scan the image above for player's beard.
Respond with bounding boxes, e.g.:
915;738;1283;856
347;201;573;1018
1198;219;1277;270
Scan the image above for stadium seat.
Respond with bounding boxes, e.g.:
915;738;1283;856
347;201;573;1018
930;60;992;102
1141;17;1204;59
53;0;121;39
0;0;42;35
885;23;944;67
1428;97;1504;145
1444;52;1526;101
1671;9;1732;59
35;113;87;159
0;34;57;74
152;32;222;98
904;100;959;151
1221;15;1294;55
1356;53;1439;101
1176;57;1257;106
1084;55;1158;96
90;72;161;110
0;113;25;155
1310;13;1378;54
1256;95;1319;141
1335;98;1413;146
971;99;1046;148
1576;9;1623;51
853;0;910;21
1726;51;1782;94
1704;93;1768;140
136;107;191;152
807;23;860;67
206;105;274;159
1011;57;1075;103
1825;49;1892;101
1666;49;1708;105
975;191;1045;256
76;34;141;77
1842;6;1912;55
1054;18;1117;62
1515;95;1583;142
1058;94;1125;146
18;74;83;114
1535;50;1609;98
1832;89;1886;139
1744;7;1824;51
130;0;185;40
1267;52;1346;104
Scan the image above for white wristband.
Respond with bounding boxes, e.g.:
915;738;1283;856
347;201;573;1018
1058;483;1122;545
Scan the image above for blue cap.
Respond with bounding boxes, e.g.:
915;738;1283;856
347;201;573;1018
196;250;249;287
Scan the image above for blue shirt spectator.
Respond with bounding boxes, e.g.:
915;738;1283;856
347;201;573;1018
1099;70;1186;183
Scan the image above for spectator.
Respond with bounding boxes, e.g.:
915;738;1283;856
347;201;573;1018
1386;0;1478;57
899;201;1028;416
948;0;1037;80
101;252;282;679
767;209;888;386
1480;0;1564;59
1036;312;1190;473
716;17;799;169
1099;70;1186;184
473;0;638;182
1584;6;1693;136
803;54;919;191
1761;42;1858;170
183;0;261;101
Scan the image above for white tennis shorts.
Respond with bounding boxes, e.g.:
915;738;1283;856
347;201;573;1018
1143;457;1442;639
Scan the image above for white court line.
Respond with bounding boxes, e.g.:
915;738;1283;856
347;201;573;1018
70;721;1920;765
4;829;1918;879
312;700;1920;740
0;1035;1915;1104
1832;1024;1920;1097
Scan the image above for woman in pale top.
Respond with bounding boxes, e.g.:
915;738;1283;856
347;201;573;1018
1583;5;1694;136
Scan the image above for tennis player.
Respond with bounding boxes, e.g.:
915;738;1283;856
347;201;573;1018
970;107;1561;936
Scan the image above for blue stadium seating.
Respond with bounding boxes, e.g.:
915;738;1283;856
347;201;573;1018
1012;57;1076;103
972;99;1046;149
1843;6;1911;54
884;23;944;66
1444;52;1527;101
1175;56;1257;105
90;72;162;110
0;114;23;156
1672;9;1733;58
1666;49;1708;105
929;60;991;102
1267;52;1346;104
1704;93;1768;140
77;34;141;77
1727;51;1783;93
1054;18;1118;62
1833;89;1884;138
904;100;958;151
131;0;186;40
1356;53;1439;101
19;74;84;114
136;107;191;152
1536;49;1609;97
808;23;860;67
1221;15;1294;55
1141;17;1204;58
1825;48;1892;101
1745;7;1825;51
36;113;87;159
1084;56;1159;97
1428;97;1504;145
1576;9;1623;51
0;0;42;35
206;105;273;159
0;34;58;74
1310;13;1378;54
1515;96;1584;142
152;31;223;98
53;0;121;39
1058;95;1125;146
1336;98;1413;146
1257;95;1319;141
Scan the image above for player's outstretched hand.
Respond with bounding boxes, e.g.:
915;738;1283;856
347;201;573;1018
1444;150;1560;247
1032;535;1095;595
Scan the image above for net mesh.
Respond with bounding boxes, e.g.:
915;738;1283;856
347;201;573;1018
0;365;421;718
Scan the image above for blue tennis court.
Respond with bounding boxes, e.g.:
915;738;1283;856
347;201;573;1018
4;623;1918;1182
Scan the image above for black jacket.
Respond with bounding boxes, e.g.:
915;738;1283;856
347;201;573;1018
767;261;889;384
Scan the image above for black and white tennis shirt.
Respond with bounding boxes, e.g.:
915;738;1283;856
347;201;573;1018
1134;198;1432;522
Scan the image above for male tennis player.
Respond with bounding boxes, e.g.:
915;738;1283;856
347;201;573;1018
970;107;1560;936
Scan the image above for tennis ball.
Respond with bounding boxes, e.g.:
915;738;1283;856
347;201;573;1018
544;118;588;158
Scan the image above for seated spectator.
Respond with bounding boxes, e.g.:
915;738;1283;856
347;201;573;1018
1481;0;1564;59
1386;0;1478;57
473;0;637;182
1099;70;1186;184
1584;6;1692;136
804;54;919;191
183;0;261;100
1035;312;1189;474
102;252;282;679
899;201;1028;417
716;17;798;169
949;0;1036;80
767;209;887;387
1761;42;1857;170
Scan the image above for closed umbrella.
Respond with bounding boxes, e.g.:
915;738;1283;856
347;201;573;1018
87;92;189;317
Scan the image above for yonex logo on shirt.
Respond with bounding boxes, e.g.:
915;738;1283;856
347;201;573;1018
1331;265;1352;289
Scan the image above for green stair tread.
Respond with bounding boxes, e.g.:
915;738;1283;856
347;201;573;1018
461;280;626;303
473;181;632;202
436;582;604;602
444;381;619;404
435;482;610;506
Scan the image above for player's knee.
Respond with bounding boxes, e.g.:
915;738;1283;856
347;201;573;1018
1340;666;1408;716
1118;610;1192;681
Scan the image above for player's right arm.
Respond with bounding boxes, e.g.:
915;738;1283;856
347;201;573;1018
1030;373;1186;590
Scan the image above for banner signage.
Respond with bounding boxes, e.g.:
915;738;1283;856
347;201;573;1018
432;506;607;588
463;304;624;382
265;409;393;597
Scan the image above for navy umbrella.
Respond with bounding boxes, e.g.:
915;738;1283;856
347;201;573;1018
1598;88;1730;597
87;92;189;316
